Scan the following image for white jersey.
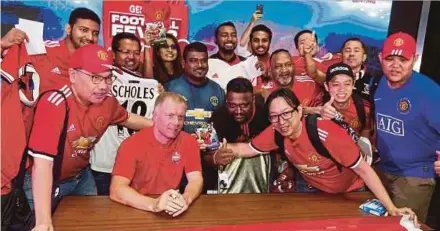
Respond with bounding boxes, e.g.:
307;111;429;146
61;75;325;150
90;69;159;173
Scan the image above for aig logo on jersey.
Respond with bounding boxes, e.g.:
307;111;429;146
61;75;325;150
397;98;411;114
377;113;404;136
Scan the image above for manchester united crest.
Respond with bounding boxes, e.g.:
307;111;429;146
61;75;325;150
171;152;181;164
96;116;105;129
350;119;360;129
397;98;411;114
97;50;108;61
308;152;321;163
393;38;404;47
210;96;219;107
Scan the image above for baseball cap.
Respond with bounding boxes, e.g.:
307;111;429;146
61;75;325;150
381;32;416;60
325;63;354;82
69;44;121;74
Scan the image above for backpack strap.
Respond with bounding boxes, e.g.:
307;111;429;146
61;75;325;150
305;114;343;172
352;93;366;131
274;130;285;156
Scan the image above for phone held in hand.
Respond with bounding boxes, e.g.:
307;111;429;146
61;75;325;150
256;4;263;14
146;21;167;47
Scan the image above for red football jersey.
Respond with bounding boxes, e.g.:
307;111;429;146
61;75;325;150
112;127;201;195
292;53;342;76
27;85;128;180
251;119;364;193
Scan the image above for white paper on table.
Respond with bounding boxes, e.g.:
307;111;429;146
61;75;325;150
15;18;46;55
400;215;422;231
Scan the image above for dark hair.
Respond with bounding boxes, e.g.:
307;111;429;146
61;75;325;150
294;29;318;49
250;24;272;42
265;88;300;113
183;41;208;60
215;21;236;39
270;49;291;63
341;37;367;54
68;7;101;26
111;32;141;52
153;33;183;84
226;78;253;94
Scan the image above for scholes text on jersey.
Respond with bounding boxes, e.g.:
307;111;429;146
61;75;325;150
113;85;156;100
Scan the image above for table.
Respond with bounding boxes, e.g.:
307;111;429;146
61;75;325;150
53;192;432;230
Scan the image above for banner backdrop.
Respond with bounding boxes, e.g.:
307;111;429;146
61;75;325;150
1;0;392;71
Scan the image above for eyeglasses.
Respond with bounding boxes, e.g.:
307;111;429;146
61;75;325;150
268;109;296;123
226;102;251;111
116;49;141;56
160;44;177;50
74;69;117;85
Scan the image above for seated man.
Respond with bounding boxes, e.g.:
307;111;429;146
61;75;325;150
205;78;271;194
110;92;203;217
223;88;419;225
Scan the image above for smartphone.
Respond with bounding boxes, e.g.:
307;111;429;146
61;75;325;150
256;4;263;14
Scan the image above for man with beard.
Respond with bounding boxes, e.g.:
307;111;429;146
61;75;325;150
204;78;271;193
2;7;101;93
208;22;246;89
166;42;224;192
210;22;246;65
90;32;160;195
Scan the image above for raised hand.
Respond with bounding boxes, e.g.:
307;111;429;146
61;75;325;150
319;96;337;120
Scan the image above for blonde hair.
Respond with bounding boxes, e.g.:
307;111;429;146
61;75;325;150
154;92;187;109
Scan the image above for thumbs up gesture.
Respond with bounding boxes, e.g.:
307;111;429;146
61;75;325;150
319;96;337;120
435;150;440;176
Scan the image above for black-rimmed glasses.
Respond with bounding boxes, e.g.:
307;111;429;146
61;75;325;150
115;49;141;56
74;68;116;85
268;109;296;123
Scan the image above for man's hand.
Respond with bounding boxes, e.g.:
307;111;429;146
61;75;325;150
319;96;337;120
298;31;318;57
435;150;440;176
251;10;263;23
143;29;154;47
153;189;188;217
32;224;54;231
214;140;235;166
255;61;268;76
388;207;420;228
1;28;29;50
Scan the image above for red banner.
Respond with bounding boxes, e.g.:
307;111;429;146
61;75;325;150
102;0;189;50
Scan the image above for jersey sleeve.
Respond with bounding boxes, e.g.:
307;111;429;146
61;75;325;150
318;120;362;169
183;135;202;173
109;96;129;125
250;125;278;153
112;138;137;180
424;87;440;134
28;91;68;161
0;45;30;84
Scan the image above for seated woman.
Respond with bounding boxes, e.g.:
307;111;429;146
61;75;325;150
144;33;184;84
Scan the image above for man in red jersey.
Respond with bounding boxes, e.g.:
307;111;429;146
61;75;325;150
21;44;152;231
110;92;203;217
223;88;419;226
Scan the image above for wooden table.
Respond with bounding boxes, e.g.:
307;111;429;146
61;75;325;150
53;192;432;230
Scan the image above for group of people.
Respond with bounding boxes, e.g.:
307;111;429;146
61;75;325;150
1;6;439;231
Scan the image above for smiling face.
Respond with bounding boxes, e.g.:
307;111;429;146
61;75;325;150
66;18;100;49
216;25;238;54
250;31;271;56
113;38;141;71
271;51;295;88
159;38;178;62
268;97;302;138
226;91;254;124
325;74;354;104
183;50;209;83
153;98;186;141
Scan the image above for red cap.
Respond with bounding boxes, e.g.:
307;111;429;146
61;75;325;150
382;32;416;60
69;44;121;74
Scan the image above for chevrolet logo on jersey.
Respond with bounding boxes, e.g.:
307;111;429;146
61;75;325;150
186;108;212;120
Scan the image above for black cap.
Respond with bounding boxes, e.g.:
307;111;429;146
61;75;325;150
325;63;355;82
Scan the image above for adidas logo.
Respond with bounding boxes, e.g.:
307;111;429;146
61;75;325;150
51;67;61;74
67;124;76;132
